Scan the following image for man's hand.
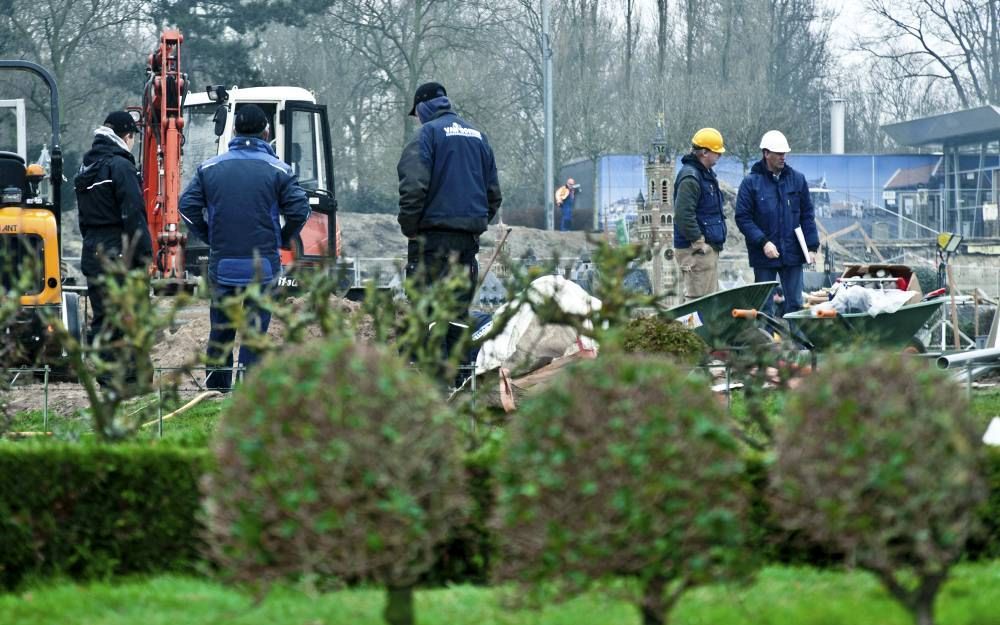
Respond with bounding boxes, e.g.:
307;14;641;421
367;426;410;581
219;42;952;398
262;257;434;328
807;251;816;265
692;238;712;255
763;241;780;259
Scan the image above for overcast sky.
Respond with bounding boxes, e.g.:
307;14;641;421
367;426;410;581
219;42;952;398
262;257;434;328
824;0;871;59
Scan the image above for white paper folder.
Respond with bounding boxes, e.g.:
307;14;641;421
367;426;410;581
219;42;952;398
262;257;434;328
794;227;811;264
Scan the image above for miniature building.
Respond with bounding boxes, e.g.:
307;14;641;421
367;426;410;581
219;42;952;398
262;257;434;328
632;118;680;304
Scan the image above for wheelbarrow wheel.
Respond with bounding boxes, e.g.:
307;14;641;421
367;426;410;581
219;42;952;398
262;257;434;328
902;338;926;354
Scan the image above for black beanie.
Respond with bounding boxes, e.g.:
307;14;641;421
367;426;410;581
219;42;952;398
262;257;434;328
103;111;138;137
234;104;268;135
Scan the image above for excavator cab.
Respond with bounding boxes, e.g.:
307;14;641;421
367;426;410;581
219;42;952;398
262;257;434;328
0;61;81;376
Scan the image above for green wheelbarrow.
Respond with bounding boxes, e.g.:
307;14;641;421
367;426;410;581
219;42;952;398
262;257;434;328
663;281;780;350
782;298;943;352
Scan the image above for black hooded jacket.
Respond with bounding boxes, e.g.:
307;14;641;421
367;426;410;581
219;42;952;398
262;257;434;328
74;130;152;276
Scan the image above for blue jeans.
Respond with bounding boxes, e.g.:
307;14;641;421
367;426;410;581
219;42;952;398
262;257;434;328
754;265;804;317
206;281;273;391
560;204;573;231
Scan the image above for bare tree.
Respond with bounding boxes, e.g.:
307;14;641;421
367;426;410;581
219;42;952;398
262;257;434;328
622;0;641;95
656;0;669;79
860;0;1000;108
321;0;506;146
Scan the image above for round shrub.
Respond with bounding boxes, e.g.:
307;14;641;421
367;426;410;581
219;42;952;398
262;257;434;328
203;338;468;619
620;315;708;363
496;353;752;625
771;350;986;625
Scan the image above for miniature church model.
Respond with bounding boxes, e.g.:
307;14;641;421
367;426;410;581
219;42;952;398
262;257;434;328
632;116;681;305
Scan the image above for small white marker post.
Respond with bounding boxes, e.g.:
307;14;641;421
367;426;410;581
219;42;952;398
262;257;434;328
984;417;1000;446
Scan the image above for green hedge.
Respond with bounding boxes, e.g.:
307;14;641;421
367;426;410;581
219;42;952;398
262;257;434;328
0;443;208;589
0;444;998;590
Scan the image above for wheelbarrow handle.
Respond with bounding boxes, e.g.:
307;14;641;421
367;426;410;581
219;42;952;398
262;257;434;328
732;308;758;319
811;308;837;318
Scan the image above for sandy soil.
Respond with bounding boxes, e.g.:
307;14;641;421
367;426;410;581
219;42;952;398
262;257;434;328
4;294;371;417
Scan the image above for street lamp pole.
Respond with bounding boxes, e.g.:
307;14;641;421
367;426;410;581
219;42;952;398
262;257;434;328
542;0;555;230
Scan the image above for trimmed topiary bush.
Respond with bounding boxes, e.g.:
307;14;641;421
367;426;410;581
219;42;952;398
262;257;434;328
620;315;709;363
496;353;754;625
202;338;468;625
771;350;987;625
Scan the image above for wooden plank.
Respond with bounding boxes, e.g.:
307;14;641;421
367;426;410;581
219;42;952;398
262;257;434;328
820;222;860;243
860;228;886;262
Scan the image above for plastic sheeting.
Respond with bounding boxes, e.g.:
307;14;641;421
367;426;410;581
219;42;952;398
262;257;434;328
812;285;915;317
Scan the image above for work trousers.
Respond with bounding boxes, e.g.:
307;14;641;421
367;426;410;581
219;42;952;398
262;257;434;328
559;204;573;231
753;265;805;317
405;231;479;368
675;246;719;301
86;274;151;388
205;281;274;391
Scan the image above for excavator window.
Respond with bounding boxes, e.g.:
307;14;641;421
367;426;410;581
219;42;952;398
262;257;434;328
288;109;322;191
0;233;44;294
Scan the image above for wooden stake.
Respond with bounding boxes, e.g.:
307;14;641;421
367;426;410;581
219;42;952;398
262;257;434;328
947;263;961;349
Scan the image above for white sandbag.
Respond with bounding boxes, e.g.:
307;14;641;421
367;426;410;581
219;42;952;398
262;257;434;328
475;275;600;376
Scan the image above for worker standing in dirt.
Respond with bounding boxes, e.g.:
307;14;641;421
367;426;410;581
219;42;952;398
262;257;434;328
735;130;819;315
555;177;580;231
179;104;310;391
74;110;153;388
397;81;502;318
673;128;727;300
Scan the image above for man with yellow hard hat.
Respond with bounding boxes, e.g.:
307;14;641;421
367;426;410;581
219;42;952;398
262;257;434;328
673;127;727;300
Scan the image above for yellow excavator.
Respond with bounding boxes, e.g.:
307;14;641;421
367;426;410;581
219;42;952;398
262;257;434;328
0;60;82;378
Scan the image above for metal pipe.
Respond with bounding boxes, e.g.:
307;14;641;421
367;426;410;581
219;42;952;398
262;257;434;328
936;346;1000;369
829;98;845;155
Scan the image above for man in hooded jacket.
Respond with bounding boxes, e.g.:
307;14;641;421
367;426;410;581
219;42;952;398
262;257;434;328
74;110;153;386
397;81;501;312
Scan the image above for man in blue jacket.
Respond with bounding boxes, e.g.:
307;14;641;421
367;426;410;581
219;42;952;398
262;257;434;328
180;104;310;391
735;130;819;316
397;81;502;310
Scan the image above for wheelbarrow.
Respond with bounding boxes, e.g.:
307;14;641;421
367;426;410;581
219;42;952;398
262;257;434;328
664;281;779;349
782;298;944;352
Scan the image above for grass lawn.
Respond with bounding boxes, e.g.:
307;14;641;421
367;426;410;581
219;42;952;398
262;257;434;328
3;562;1000;625
7;394;229;447
10;385;1000;448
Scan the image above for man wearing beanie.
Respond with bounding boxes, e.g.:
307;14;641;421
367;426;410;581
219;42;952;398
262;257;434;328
74;110;154;389
397;81;502;351
179;103;310;391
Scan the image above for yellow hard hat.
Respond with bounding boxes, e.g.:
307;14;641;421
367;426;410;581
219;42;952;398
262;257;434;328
691;128;725;153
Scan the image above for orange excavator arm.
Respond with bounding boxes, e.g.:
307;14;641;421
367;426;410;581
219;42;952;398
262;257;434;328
140;30;187;280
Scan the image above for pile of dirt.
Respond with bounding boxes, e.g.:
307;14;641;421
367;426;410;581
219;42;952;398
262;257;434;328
338;212;600;262
6;383;93;418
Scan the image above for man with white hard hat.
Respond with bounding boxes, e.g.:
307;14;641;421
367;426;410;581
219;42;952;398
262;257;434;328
734;130;819;315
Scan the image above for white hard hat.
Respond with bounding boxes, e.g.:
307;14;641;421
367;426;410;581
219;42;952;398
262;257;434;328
760;130;791;153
